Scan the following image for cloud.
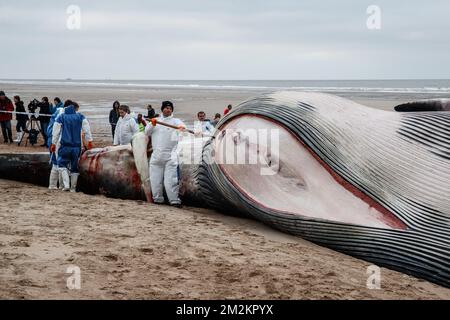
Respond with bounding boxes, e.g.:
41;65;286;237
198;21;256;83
0;0;449;79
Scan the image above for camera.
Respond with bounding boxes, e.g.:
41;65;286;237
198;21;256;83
28;99;40;119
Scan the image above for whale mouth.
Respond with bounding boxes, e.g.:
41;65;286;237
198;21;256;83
214;114;407;230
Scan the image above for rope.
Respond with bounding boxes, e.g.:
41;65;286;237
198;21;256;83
0;110;52;117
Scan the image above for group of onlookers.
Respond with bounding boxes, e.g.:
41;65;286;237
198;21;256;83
0;91;59;145
1;90;93;193
2;90;235;208
108;101;233;144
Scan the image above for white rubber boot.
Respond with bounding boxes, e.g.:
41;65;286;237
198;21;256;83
13;133;21;143
70;173;79;193
58;171;63;190
60;168;71;191
17;132;24;144
48;166;59;190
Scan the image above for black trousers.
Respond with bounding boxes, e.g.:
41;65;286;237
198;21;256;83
40;120;49;144
111;125;116;142
0;120;13;142
16;119;27;133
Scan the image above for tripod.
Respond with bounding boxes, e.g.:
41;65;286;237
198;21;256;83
18;116;42;147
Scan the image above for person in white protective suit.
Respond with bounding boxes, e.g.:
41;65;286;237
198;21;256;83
145;101;186;207
194;111;214;136
113;105;139;146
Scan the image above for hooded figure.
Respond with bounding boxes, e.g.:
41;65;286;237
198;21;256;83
145;101;186;206
52;103;93;192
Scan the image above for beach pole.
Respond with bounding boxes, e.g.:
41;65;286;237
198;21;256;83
154;120;196;135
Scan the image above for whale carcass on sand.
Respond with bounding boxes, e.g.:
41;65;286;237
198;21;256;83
0;91;449;288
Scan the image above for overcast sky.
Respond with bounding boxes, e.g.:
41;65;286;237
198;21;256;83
1;0;449;79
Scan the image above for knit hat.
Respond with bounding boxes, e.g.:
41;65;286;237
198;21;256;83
161;100;174;112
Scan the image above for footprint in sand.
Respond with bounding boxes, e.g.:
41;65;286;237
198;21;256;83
138;248;154;255
10;240;30;247
103;254;119;262
168;261;182;268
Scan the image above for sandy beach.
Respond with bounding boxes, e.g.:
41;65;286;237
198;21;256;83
1;82;450;299
2;0;450;304
1;178;450;300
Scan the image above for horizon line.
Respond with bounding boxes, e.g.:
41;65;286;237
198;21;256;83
1;78;450;81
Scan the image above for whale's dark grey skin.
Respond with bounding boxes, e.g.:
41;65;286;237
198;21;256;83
0;147;146;200
1;92;449;288
395;99;450;112
0;152;51;187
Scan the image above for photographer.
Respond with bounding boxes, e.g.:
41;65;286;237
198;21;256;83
38;97;51;147
13;95;28;143
0;91;14;144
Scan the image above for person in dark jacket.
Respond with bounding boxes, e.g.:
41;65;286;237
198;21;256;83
147;104;155;119
109;100;120;141
0;91;14;144
38;96;52;146
210;113;222;127
13;95;29;143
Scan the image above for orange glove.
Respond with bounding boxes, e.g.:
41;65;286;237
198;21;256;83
50;144;56;153
151;118;157;126
87;141;94;150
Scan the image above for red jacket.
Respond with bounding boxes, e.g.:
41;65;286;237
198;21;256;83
0;98;14;122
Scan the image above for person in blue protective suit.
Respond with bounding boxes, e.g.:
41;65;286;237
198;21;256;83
46;98;66;190
50;97;64;115
145;101;186;207
51;102;93;192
